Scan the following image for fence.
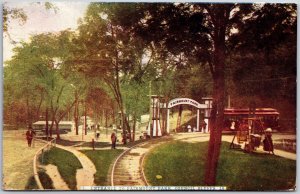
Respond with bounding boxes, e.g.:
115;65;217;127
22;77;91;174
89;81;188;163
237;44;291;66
33;138;56;190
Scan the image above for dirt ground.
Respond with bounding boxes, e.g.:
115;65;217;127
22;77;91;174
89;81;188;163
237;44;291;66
2;130;46;190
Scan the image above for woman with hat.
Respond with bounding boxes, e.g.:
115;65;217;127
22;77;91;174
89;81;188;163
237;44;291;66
263;128;274;154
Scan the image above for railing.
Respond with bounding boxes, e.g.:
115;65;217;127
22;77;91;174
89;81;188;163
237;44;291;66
33;138;56;190
281;139;296;151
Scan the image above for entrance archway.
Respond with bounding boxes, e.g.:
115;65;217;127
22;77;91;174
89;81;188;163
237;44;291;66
166;98;208;133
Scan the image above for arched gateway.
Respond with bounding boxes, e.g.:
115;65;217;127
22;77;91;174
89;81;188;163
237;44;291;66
166;98;209;133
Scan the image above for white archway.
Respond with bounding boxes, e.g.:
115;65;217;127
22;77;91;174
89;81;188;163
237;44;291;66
166;98;208;133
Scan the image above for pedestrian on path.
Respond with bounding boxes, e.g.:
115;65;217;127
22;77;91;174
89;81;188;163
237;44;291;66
95;129;100;141
263;128;274;154
26;127;33;147
111;132;117;149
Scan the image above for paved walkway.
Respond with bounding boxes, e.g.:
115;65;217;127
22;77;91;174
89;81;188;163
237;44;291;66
221;135;297;160
42;164;69;190
55;144;97;190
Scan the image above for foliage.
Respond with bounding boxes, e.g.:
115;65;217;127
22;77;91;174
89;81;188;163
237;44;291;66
4;31;77;131
144;141;296;190
122;81;149;121
40;147;82;190
3;3;27;33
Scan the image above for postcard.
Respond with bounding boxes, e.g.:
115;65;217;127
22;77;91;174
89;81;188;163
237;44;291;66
3;1;296;191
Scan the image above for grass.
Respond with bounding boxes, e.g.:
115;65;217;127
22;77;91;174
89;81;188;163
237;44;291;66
81;149;123;185
39;147;82;190
144;141;296;191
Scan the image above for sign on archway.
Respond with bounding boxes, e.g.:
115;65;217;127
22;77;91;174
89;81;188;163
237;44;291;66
166;98;208;133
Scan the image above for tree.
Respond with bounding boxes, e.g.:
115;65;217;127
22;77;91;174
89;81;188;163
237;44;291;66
5;31;77;139
73;3;161;139
103;2;296;185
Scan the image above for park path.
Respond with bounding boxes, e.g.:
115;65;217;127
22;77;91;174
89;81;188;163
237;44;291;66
221;135;297;160
55;144;97;190
42;164;69;190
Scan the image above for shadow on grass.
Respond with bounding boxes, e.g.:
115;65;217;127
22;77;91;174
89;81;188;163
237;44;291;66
39;137;83;146
76;138;149;149
25;171;54;190
75;141;111;148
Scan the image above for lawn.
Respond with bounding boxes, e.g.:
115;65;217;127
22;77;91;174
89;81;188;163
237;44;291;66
144;141;296;191
39;147;82;190
81;149;123;185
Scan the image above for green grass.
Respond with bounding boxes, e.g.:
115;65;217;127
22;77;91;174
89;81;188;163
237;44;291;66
39;147;82;190
81;149;123;185
144;141;296;191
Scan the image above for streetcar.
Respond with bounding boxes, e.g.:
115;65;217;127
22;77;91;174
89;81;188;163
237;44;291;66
223;108;280;131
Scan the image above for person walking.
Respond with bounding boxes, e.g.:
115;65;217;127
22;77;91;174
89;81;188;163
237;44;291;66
111;132;117;149
26;127;33;147
263;128;274;154
96;129;100;141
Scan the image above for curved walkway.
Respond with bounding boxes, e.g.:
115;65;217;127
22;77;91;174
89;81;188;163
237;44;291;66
42;164;69;190
55;144;97;190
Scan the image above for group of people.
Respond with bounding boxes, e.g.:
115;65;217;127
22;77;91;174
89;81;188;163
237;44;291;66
184;120;207;133
110;130;130;149
25;127;36;147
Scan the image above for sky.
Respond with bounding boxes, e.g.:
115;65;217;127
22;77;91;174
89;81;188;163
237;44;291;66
3;1;90;62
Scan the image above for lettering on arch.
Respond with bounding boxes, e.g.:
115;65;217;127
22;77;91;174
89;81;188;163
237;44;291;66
168;98;208;109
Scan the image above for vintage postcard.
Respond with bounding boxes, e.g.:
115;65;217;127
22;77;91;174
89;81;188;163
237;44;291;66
2;1;297;191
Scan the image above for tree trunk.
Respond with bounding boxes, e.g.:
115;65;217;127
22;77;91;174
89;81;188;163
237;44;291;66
84;101;87;135
74;93;79;135
45;107;49;138
105;109;108;128
55;119;60;139
26;93;31;127
36;90;44;121
132;114;136;142
204;15;226;185
49;115;55;138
